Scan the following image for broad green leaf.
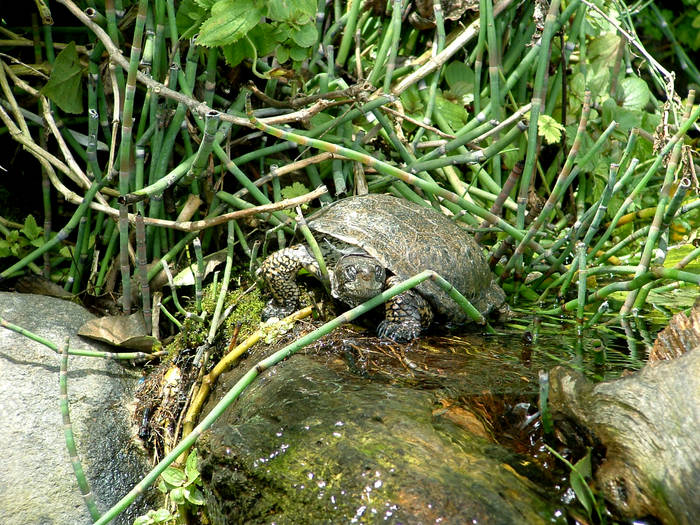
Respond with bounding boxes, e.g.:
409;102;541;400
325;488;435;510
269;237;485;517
276;45;290;64
22;215;41;241
196;0;264;47
40;42;83;114
620;76;651;110
161;466;186;486
247;24;278;57
281;182;310;200
222;38;255;67
170;486;186;505
0;240;10;258
289;44;310;61
537;114;565;145
186;487;206;505
185;449;200;482
290;22;318;47
601;98;642;135
444;62;474;91
267;0;316;23
664;244;700;271
434;93;469;129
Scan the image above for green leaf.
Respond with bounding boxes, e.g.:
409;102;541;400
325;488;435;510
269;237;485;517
161;466;186;487
22;215;41;241
289;44;309;62
444;62;474;93
537;114;565;145
222;39;255;67
570;450;594;518
290;22;318;47
276;45;290;64
185;487;206;506
267;0;316;23
434;93;469;129
620;76;651;110
170;486;186;505
40;42;83;114
0;240;11;258
196;0;264;47
185;449;200;482
281;182;310;200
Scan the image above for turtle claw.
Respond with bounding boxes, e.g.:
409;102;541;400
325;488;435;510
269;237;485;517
377;319;422;343
262;300;297;321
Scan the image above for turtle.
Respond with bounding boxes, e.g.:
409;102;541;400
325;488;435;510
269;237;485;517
259;193;506;342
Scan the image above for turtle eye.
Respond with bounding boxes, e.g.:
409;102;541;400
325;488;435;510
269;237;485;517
374;266;384;281
344;265;357;281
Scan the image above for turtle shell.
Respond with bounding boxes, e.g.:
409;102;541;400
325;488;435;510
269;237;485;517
307;194;505;322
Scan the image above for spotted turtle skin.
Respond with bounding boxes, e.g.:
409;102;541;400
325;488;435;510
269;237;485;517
259;194;505;342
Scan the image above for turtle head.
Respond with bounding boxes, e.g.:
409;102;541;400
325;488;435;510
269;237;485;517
330;254;386;307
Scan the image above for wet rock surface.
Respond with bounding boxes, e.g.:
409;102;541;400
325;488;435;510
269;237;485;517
0;292;157;524
199;330;566;524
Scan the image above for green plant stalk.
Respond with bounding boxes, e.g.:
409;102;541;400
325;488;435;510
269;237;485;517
207;220;236;346
594;103;700;267
183;109;220;184
541;267;700;316
59;337;101;521
68;212;90;294
335;0;359;67
503;165;580;276
146;231;199;283
104;0;125;95
408;120;526;174
0;181;103;280
159;302;182;330
475;162;522;243
411;0;445;148
215;192;289;231
296;210;329;287
118;204;131;314
366;15;396;86
94;221;118;295
0;317;160;360
382;0;403;93
622;93;696;314
203;47;218;108
588;159;640;263
583;300;608;330
92;268;486;524
233;221;252;258
247;98;547;255
598;225;651;265
483;0;503;186
193;237;204;313
517;0;563;229
575;242;586;331
582;163;618;247
135;213;151;334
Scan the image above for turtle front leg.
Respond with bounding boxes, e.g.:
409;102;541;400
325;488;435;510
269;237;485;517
258;245;320;319
377;276;434;342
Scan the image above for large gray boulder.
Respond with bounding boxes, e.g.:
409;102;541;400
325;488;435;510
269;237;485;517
0;292;157;524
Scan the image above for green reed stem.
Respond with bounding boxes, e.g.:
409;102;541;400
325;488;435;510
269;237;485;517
622;92;696;314
59;337;101;521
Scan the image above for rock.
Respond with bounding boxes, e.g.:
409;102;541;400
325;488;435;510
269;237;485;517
548;349;700;525
0;292;158;524
199;346;564;524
